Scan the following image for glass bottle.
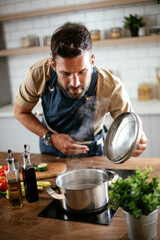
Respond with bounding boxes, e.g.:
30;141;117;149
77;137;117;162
22;144;39;203
6;150;23;209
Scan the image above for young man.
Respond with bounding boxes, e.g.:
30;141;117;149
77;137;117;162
14;24;147;157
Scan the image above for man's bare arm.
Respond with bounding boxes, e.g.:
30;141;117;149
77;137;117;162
13;102;89;155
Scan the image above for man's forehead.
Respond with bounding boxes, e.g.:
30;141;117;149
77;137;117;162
56;52;91;72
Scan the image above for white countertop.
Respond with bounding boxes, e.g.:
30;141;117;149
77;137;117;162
0;102;42;118
0;99;160;118
131;98;160;115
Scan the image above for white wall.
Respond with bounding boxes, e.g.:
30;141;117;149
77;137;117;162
0;0;160;102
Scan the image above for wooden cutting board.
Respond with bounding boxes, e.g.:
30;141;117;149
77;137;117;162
20;163;67;181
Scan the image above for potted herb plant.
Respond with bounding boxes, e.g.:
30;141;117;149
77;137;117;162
124;14;146;37
109;167;160;240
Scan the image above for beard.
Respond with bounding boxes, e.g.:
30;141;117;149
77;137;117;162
57;78;88;99
64;86;86;99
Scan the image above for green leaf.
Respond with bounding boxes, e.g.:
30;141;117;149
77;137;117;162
109;167;160;218
124;14;145;30
0;191;7;195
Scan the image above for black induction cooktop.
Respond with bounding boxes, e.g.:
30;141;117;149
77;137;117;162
38;169;135;226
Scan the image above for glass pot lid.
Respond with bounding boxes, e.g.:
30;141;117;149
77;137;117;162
105;112;142;163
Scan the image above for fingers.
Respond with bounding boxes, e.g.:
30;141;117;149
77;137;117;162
139;131;148;144
132;149;144;157
62;142;89;155
51;133;89;155
137;131;148;152
132;144;147;157
137;142;147;151
132;131;148;157
64;136;89;154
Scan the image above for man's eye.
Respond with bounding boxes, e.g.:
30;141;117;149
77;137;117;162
79;70;86;74
63;73;70;76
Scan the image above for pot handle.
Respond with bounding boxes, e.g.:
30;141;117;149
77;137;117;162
108;171;119;185
45;186;65;200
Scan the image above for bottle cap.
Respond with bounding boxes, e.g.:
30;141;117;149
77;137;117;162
24;144;30;153
7;149;14;164
23;144;30;159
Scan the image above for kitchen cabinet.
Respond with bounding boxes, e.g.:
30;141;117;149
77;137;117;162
0;116;40;153
0;113;160;157
0;58;12;105
0;24;12;106
139;115;160;158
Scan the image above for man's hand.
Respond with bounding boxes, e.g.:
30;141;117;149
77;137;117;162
132;131;148;157
51;133;89;155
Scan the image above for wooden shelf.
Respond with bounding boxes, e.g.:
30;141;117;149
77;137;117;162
93;35;160;47
0;45;50;57
0;35;159;57
0;0;154;22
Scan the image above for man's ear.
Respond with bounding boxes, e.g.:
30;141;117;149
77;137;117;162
91;54;95;66
50;58;56;71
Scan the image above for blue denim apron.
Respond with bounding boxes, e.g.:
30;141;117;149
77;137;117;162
40;67;105;157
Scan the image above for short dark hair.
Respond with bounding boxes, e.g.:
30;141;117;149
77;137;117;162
51;23;92;62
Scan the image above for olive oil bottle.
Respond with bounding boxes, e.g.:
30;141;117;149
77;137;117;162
22;144;39;203
6;150;23;209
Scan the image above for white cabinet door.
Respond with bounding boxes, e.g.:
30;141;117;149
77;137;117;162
140;115;160;158
0;117;40;153
150;115;160;158
139;115;152;157
1;114;160;157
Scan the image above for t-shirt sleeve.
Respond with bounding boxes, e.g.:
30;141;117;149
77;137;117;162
15;69;39;109
95;67;134;121
14;57;51;109
108;81;134;119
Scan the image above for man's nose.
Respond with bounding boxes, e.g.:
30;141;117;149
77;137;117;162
70;74;80;87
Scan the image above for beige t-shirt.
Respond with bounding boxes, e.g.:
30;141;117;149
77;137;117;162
15;57;133;135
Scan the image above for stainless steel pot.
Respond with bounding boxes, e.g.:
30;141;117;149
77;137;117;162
47;168;118;213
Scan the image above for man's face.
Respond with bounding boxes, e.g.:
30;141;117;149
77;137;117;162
52;51;94;99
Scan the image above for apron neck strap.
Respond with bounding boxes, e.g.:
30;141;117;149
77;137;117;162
85;67;98;97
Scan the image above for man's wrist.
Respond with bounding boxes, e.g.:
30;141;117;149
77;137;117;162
42;131;53;146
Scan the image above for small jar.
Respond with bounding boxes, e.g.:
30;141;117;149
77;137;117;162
90;30;100;41
110;27;122;39
21;35;40;48
43;36;51;46
138;84;152;100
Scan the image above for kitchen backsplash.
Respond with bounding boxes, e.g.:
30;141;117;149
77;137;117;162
0;0;160;102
